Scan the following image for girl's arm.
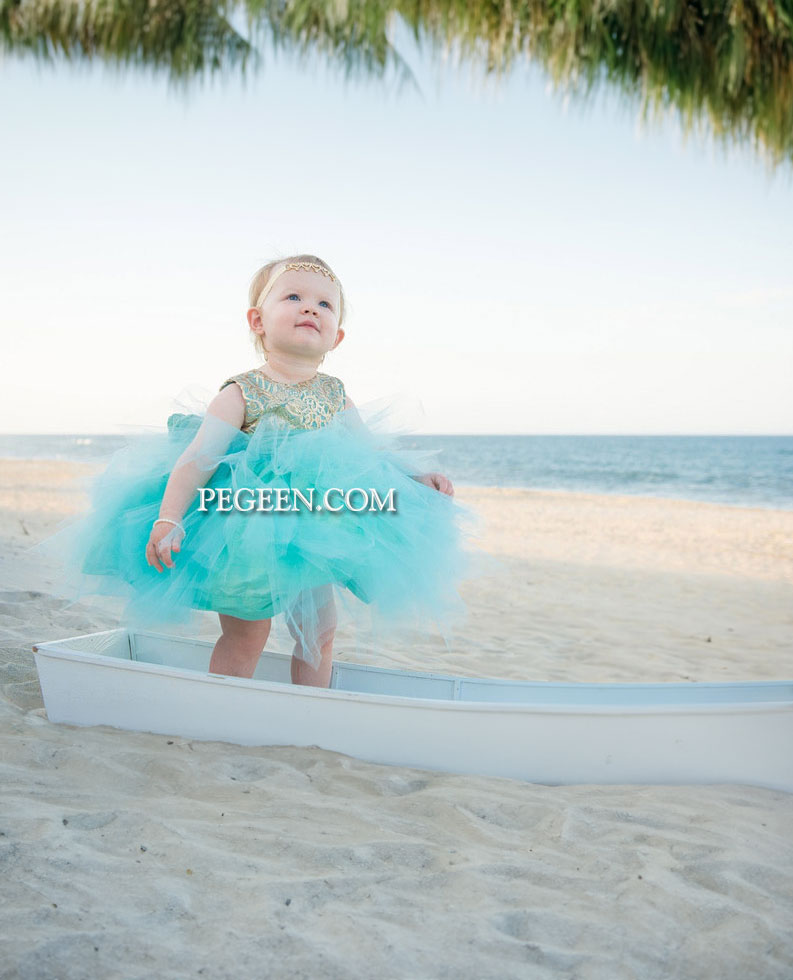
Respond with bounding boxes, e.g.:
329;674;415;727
344;393;368;433
345;394;454;498
147;384;245;571
158;383;245;520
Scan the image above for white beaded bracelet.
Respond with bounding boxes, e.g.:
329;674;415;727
153;518;185;533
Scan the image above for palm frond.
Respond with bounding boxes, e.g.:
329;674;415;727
2;0;792;167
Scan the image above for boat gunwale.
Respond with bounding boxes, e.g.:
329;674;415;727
31;638;793;717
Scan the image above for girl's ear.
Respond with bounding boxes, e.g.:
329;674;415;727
331;327;345;350
247;307;264;335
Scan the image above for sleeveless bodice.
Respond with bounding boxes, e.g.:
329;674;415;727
220;369;346;433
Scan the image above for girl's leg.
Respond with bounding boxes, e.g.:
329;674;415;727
287;585;337;689
209;613;272;678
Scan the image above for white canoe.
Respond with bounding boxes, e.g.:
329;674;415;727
32;628;793;793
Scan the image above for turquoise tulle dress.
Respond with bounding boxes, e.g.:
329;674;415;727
46;368;487;669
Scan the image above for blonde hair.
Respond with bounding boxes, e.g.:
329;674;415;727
248;253;346;360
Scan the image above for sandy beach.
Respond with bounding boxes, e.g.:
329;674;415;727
1;458;792;979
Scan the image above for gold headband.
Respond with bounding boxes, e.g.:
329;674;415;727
254;261;338;309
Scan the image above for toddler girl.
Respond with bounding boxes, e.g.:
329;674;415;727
57;254;481;689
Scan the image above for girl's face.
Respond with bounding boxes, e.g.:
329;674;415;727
251;267;344;360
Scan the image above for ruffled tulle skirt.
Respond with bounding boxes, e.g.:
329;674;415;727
40;392;489;669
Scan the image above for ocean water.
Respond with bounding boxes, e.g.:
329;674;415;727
409;435;793;511
1;433;791;510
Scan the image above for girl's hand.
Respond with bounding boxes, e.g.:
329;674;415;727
145;522;185;573
412;472;454;496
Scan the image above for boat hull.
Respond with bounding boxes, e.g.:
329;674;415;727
32;629;793;793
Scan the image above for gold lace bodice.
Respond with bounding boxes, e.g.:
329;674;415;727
219;369;346;433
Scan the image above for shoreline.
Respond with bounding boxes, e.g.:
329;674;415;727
0;446;793;513
456;481;793;515
1;456;792;517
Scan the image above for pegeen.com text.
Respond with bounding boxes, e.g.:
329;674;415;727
197;487;398;513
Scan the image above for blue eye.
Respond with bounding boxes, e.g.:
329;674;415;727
286;292;332;310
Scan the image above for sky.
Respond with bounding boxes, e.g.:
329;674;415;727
2;20;792;435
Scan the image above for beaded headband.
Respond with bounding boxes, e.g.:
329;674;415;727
254;261;338;310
